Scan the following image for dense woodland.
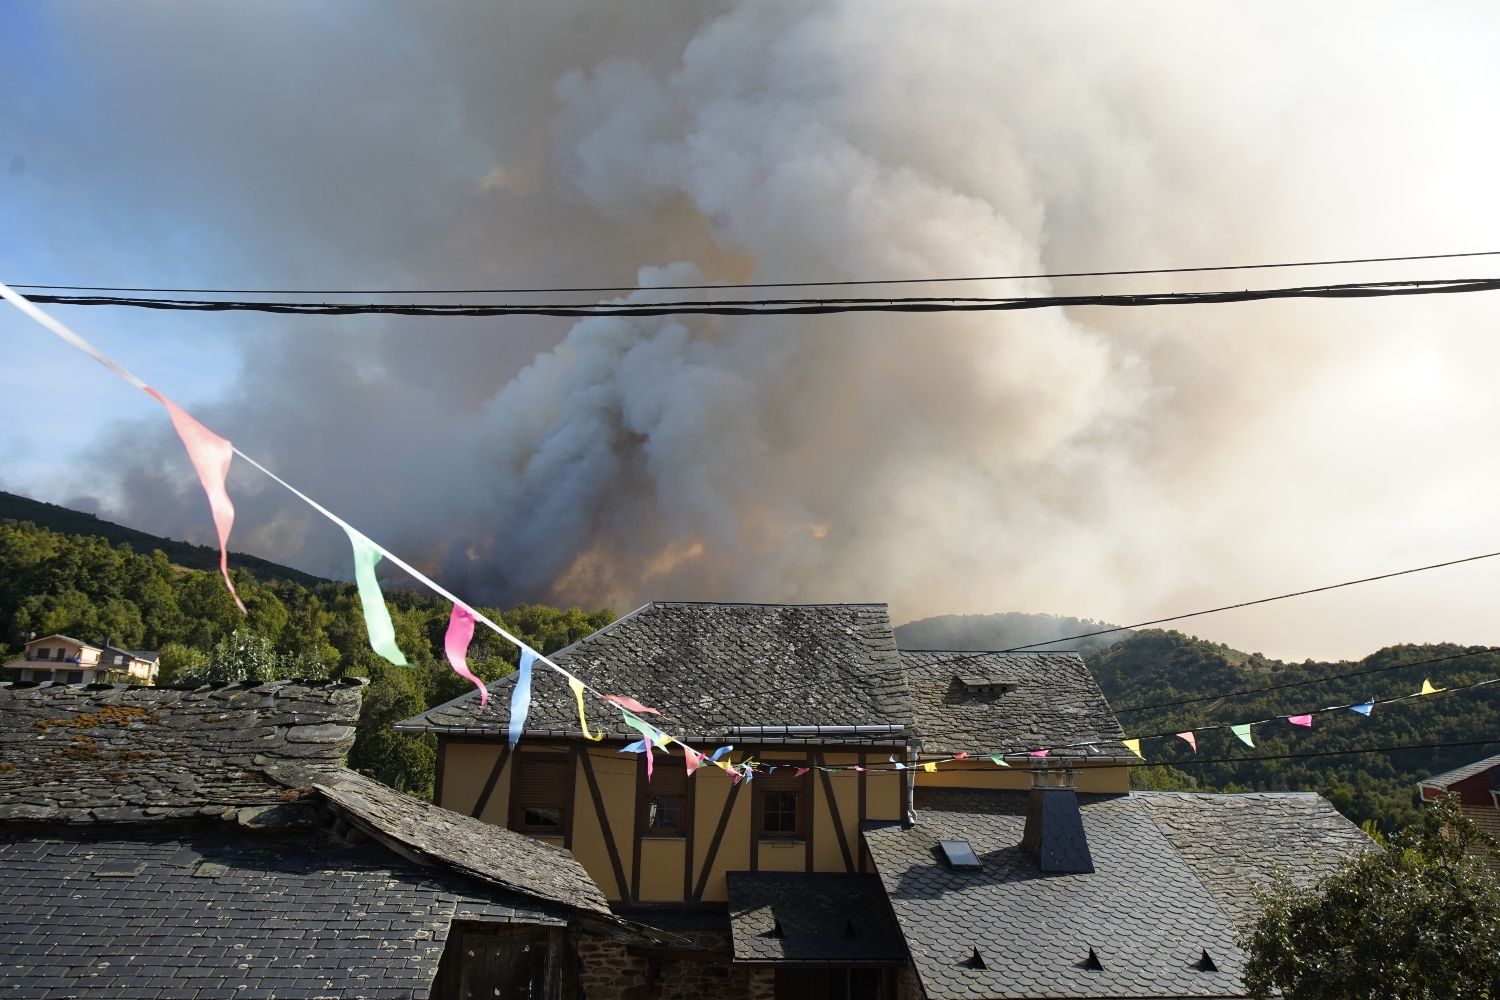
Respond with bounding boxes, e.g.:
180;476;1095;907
6;501;1496;833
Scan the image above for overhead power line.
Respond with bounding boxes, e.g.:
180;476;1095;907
674;548;1500;721
1113;645;1500;716
19;276;1500;318
11;248;1500;296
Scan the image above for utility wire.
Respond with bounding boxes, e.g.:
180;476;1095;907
662;549;1500;725
19;276;1500;317
11;248;1500;296
1113;645;1500;716
925;548;1500;669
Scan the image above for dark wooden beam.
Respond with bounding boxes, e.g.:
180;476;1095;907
857;750;868;873
470;741;511;821
631;751;645;902
564;745;579;851
684;762;698;900
692;779;743;902
579;749;631;901
814;752;855;873
434;735;448;807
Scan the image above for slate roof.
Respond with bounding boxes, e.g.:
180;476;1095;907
1134;792;1375;928
902;651;1131;758
0;681;612;921
0;678;362;824
269;763;609;916
862;787;1371;999
1418;752;1500;791
396;602;913;740
727;872;907;966
0;826;564;1000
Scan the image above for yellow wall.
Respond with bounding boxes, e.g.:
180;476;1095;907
438;740;906;904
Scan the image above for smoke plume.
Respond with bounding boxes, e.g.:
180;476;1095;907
13;2;1500;659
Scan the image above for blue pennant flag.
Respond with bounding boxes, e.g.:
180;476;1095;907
508;646;536;748
1349;700;1374;717
709;745;733;762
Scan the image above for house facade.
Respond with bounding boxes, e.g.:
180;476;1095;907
1419;752;1500;875
399;601;1373;1000
2;633;158;684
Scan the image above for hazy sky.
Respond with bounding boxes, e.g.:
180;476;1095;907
4;2;1500;662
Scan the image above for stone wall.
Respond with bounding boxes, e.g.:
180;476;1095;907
576;930;773;1000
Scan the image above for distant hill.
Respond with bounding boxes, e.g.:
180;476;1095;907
896;611;1128;655
0;490;324;587
1085;629;1500;833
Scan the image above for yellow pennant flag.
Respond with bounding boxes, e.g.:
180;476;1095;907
566;675;605;741
922;762;938;773
1419;678;1444;696
1123;738;1143;759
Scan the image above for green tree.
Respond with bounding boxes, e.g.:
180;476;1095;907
156;641;210;685
1243;796;1500;999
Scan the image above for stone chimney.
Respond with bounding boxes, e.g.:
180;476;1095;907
1021;761;1094;874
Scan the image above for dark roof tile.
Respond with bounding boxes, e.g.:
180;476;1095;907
398;602;913;740
903;651;1129;757
864;787;1369;999
727;872;906;965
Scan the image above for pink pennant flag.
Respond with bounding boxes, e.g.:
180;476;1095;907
853;765;866;772
1287;714;1313;727
443;604;488;707
1176;731;1198;752
1029;749;1050;758
794;767;810;777
684;747;702;776
604;694;661;716
954;752;970;760
145;388;244;613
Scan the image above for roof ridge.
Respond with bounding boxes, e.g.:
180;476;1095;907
649;600;889;609
0;677;369;692
900;648;1083;656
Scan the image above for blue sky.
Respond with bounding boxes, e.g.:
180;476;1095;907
6;3;1500;661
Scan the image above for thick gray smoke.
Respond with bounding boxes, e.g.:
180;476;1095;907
15;2;1500;659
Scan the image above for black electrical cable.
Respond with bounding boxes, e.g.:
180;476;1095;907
12;248;1500;296
1112;645;1500;716
19;276;1500;317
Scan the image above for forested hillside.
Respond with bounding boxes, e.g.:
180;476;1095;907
0;490;322;586
1089;631;1500;832
896;611;1127;655
0;517;613;798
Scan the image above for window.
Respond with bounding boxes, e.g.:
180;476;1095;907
63;671;83;685
641;764;687;836
757;768;806;839
30;670;53;683
113;654;124;666
511;755;568;835
54;648;66;661
32;648;47;661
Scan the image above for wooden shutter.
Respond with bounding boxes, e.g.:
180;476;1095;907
515;758;567;807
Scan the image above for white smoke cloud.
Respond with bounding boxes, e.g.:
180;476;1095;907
17;1;1500;659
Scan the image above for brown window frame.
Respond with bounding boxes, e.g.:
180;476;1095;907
510;753;569;835
639;760;689;838
755;768;808;840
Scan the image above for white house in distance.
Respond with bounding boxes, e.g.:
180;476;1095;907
2;635;159;685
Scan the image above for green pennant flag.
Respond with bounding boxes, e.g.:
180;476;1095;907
343;525;407;667
1231;724;1255;747
990;755;1011;767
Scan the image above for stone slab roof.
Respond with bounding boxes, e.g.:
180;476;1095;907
0;826;562;1000
902;651;1130;758
1133;792;1375;928
726;872;907;966
0;679;361;824
0;681;615;924
270;764;610;917
1418;752;1500;791
862;787;1370;1000
397;602;913;740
